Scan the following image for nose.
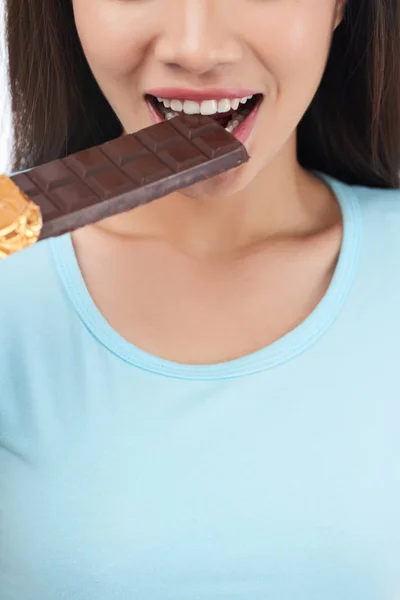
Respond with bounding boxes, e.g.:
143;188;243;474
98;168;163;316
154;0;243;75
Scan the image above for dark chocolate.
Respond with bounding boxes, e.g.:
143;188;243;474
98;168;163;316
10;115;249;240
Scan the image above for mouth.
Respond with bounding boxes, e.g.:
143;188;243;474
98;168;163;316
145;92;263;143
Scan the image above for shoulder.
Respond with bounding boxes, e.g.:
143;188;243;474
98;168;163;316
0;242;48;391
341;182;400;295
0;239;56;310
348;183;400;258
349;182;400;228
0;239;69;395
326;175;400;254
0;239;64;344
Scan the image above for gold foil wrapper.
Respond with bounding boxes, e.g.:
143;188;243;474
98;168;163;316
0;175;42;259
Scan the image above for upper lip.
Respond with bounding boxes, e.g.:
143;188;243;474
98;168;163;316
146;88;261;101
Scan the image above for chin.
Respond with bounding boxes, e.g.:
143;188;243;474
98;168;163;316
178;162;255;202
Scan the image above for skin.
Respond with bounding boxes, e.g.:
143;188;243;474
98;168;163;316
71;0;347;364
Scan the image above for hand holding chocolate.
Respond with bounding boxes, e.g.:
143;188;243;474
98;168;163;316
0;114;248;259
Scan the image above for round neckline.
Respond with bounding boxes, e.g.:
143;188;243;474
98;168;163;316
49;171;362;380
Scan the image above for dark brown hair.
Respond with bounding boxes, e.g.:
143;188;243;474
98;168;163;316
5;0;400;188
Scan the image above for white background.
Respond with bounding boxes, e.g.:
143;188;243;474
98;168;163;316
0;0;13;173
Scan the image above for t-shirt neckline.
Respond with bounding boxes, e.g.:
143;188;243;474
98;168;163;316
49;171;362;380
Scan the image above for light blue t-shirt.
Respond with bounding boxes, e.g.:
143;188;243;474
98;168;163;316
1;171;400;600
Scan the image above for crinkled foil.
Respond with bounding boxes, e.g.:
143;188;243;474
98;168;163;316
0;175;42;259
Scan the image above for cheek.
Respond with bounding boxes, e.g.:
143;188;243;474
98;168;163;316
242;5;334;83
72;1;154;75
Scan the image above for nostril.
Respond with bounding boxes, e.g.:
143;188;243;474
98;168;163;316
165;62;185;72
154;38;242;76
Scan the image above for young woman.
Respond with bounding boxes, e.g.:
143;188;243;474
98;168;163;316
1;0;400;598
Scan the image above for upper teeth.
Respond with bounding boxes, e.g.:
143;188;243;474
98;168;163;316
156;96;253;116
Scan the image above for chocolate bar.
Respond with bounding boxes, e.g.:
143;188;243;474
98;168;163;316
0;114;248;259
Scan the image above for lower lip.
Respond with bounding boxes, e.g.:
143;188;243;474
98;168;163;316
145;97;263;145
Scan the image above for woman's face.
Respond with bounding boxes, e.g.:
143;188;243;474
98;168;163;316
72;0;345;198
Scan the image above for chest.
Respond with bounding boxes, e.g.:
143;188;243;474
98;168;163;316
3;371;400;600
76;237;337;364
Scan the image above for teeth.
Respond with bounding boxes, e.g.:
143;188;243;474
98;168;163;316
200;99;218;115
225;118;242;133
183;100;200;115
165;111;178;120
156;95;254;116
170;99;183;111
217;99;231;113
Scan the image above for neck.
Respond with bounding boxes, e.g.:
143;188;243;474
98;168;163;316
94;136;338;258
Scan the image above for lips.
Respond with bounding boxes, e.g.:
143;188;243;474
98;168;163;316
145;92;263;143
